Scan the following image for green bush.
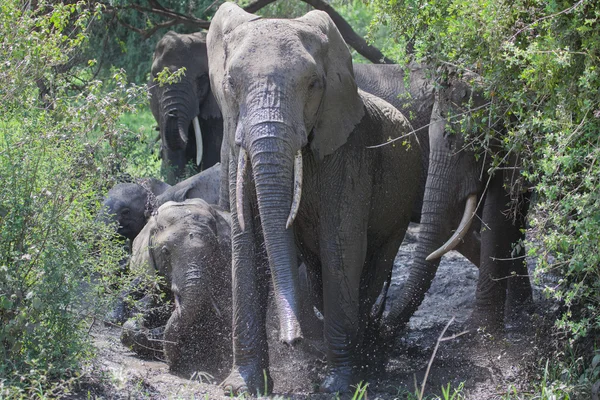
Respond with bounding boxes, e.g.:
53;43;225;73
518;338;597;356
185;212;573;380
0;1;146;396
370;0;600;394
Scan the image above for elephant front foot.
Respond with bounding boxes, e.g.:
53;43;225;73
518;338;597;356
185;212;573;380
221;363;273;396
319;366;356;394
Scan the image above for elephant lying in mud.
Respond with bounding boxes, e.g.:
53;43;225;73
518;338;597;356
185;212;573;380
99;163;221;242
120;199;233;375
149;31;223;184
207;4;422;394
120;198;322;376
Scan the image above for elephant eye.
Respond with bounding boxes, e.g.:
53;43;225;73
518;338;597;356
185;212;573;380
121;208;130;216
308;76;323;91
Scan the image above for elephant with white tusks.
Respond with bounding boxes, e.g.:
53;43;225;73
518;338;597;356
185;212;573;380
149;31;223;184
384;76;533;337
120;199;233;375
207;3;423;394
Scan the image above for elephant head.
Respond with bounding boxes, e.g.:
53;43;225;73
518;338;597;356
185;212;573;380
386;77;532;334
149;31;223;184
122;199;233;374
99;178;170;241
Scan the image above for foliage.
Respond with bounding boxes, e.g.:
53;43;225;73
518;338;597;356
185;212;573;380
117;109;162;179
84;0;217;85
0;1;147;396
370;0;600;393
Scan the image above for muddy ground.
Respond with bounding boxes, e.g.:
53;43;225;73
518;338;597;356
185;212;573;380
75;224;554;399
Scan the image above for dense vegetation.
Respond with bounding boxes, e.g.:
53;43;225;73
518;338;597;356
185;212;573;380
1;0;599;397
371;0;600;394
0;2;146;396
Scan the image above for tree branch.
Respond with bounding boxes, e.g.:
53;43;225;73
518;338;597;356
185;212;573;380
101;0;391;63
300;0;393;64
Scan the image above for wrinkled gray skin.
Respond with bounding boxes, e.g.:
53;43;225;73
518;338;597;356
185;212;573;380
100;178;170;242
100;164;221;243
385;77;532;335
121;199;233;375
149;31;223;184
217;62;483;266
208;4;422;394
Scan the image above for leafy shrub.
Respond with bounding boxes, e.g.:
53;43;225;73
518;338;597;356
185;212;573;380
0;1;146;396
370;0;600;395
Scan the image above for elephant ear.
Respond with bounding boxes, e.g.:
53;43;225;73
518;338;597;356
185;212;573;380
130;217;158;278
296;10;365;161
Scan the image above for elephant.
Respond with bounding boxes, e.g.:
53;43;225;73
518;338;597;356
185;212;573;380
120;198;233;375
384;76;533;335
149;31;223;184
207;3;423;394
155;161;221;209
100;178;170;242
99;163;221;243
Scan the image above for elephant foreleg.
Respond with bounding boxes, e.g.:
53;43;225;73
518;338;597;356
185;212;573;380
472;173;532;330
317;193;369;393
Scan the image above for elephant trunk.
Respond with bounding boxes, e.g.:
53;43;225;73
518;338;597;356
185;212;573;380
160;85;199;183
386;154;459;333
247;132;303;345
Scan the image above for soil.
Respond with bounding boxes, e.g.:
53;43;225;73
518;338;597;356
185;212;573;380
73;224;555;399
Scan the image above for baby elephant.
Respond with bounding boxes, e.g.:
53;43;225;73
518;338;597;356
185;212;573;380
99;163;222;242
121;198;232;375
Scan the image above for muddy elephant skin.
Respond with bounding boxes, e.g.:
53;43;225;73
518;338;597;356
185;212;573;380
99;178;170;242
121;199;232;376
100;164;222;244
207;3;423;394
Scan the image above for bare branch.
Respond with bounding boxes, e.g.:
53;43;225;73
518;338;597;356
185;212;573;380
98;0;391;64
301;0;394;64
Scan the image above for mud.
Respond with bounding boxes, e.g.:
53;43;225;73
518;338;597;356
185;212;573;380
77;224;550;399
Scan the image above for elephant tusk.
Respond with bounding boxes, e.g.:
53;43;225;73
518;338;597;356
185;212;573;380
236;148;248;232
286;150;303;229
426;194;478;261
193;116;203;166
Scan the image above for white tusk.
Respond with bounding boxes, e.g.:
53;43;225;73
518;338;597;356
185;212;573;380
286;150;303;229
236;148;248;232
193;116;203;166
426;194;477;261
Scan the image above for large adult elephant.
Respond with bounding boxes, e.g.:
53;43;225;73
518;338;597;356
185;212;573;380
207;3;422;395
149;31;223;184
385;77;533;335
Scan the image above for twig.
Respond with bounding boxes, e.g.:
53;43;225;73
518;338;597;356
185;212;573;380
367;102;492;149
87;316;96;334
418;317;469;400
